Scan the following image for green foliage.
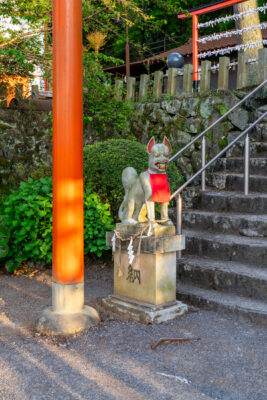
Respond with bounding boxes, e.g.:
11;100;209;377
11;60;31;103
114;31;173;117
0;0;50;76
2;0;265;77
83;138;183;218
0;177;53;272
0;49;33;75
218;136;228;150
83;52;135;139
206;130;213;141
0;0;51;26
84;192;114;257
0;177;114;273
218;104;228;116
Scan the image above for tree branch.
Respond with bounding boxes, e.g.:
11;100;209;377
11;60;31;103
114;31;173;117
0;28;51;48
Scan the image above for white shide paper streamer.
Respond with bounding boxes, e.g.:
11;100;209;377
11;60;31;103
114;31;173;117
111;233;116;253
198;22;267;44
127;238;135;265
197;5;267;29
198;40;267;59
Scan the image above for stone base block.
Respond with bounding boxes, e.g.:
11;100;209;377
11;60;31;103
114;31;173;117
114;222;176;237
113;252;177;305
102;295;188;324
35;305;100;336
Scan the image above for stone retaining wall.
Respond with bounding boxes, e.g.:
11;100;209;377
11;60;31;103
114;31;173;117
131;88;266;179
0;87;265;194
0;109;52;193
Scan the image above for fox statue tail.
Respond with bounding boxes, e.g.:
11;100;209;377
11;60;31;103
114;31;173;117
119;167;138;221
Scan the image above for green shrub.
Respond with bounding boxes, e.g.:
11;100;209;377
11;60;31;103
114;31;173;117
84;138;183;218
84;192;114;257
0;178;53;272
0;177;114;273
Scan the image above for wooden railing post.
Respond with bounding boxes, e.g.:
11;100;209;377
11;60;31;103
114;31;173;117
153;71;163;99
182;64;193;94
32;84;39;98
247;61;259;87
126;77;136;101
114;79;123;100
139;74;149;101
246;49;261;88
258;48;267;83
200;60;211;92
167;68;178;96
237;51;247;89
218;56;230;90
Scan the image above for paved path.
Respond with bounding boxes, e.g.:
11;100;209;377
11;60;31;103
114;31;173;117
0;262;266;400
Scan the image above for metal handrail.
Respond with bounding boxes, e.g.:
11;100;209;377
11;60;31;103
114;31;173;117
172;111;267;235
171;112;267;200
169;79;267;164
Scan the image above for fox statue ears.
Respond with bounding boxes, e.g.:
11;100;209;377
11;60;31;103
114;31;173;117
147;136;172;154
163;136;172;153
147;137;155;153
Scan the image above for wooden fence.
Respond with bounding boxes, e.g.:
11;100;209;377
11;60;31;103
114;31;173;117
115;48;267;102
1;48;266;107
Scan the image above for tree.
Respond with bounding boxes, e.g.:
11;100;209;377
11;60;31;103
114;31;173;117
233;0;263;59
0;0;152;75
1;0;264;78
1;0;231;75
0;0;52;78
86;31;107;54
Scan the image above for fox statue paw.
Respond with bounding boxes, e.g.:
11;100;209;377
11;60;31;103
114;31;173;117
123;218;138;225
163;220;174;226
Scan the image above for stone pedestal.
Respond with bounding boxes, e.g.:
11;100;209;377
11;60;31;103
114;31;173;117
103;223;187;323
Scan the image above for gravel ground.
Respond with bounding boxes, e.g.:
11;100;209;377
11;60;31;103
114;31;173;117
0;260;266;400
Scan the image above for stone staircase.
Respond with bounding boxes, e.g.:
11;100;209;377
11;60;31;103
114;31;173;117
176;105;267;324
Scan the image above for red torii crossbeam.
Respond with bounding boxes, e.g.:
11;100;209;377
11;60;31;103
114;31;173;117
178;0;245;89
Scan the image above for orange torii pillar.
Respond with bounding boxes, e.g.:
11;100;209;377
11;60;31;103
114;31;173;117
178;0;245;90
36;0;99;335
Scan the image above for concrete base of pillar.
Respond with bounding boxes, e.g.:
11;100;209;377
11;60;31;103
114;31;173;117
35;305;100;336
35;282;100;335
102;295;188;324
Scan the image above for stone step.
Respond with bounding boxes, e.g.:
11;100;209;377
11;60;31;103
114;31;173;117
208;173;267;193
226;141;267;157
183;229;267;268
201;190;267;214
176;282;267;325
212;157;267;175
177;257;267;300
182;210;267;237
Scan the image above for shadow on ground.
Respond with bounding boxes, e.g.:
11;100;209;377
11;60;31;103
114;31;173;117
0;259;266;400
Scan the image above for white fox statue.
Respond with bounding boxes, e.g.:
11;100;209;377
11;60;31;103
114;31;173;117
119;136;173;226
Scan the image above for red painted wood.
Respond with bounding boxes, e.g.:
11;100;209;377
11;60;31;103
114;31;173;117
53;0;84;285
192;15;199;83
178;0;245;18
